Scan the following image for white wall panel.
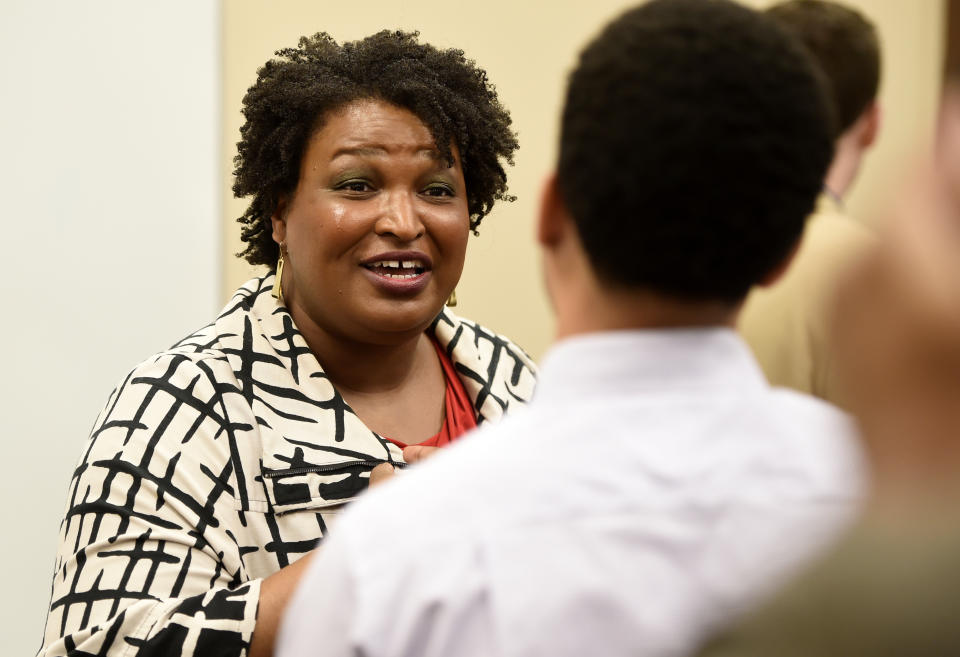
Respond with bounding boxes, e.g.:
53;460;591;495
0;2;220;653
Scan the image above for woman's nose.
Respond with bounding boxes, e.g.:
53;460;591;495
374;191;425;241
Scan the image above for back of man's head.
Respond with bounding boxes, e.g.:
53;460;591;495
557;0;834;303
766;0;880;136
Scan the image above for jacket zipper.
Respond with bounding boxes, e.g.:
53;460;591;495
262;460;405;478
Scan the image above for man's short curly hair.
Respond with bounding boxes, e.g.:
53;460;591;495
557;0;835;303
233;30;518;266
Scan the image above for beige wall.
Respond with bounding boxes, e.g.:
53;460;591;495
222;0;945;361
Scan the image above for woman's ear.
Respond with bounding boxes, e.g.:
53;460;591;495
271;198;288;245
537;174;569;248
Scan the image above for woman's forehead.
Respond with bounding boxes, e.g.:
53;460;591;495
318;101;431;145
308;99;461;165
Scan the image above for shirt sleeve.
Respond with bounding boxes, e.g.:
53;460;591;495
37;353;262;657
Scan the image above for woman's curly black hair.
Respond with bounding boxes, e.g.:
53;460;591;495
233;30;519;266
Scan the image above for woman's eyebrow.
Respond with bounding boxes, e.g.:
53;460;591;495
330;144;444;161
331;146;385;159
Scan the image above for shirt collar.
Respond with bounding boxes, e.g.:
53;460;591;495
534;327;767;404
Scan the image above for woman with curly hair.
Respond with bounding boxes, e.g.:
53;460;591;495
37;31;536;657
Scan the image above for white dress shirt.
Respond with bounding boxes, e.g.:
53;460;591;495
277;329;865;657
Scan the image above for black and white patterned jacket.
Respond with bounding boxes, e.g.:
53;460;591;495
38;274;537;657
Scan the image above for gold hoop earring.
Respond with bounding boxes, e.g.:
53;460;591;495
272;245;285;305
446;289;457;307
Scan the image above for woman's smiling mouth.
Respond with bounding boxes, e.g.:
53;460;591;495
360;252;433;293
363;259;427;279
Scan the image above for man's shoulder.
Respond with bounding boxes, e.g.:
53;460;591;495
337;384;863;549
743;386;864;494
763;383;852;421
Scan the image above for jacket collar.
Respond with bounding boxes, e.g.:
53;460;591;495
215;274;535;512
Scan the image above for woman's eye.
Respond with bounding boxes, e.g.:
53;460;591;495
422;183;454;198
336;180;373;193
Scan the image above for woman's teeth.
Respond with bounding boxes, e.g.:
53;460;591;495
365;260;426;278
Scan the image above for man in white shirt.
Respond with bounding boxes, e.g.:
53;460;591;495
275;1;865;656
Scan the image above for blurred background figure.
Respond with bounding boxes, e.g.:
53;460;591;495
739;0;881;407
697;9;960;653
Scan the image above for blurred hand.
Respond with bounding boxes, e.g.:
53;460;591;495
832;87;960;505
369;463;396;487
834;153;960;406
367;446;441;488
402;445;440;464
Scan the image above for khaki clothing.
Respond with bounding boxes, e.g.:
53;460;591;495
739;194;875;406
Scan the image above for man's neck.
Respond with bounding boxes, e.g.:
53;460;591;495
541;218;740;342
553;283;738;341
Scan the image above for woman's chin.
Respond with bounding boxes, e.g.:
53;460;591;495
377;308;445;333
346;298;448;341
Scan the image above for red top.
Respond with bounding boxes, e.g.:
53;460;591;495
384;337;478;449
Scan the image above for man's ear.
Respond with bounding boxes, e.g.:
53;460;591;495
537;174;569;248
858;101;881;149
271;197;288;245
758;240;802;288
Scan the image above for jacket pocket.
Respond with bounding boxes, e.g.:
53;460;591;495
262;459;400;513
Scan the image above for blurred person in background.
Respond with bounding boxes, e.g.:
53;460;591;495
36;31;536;657
739;0;881;407
275;2;865;656
698;81;960;656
